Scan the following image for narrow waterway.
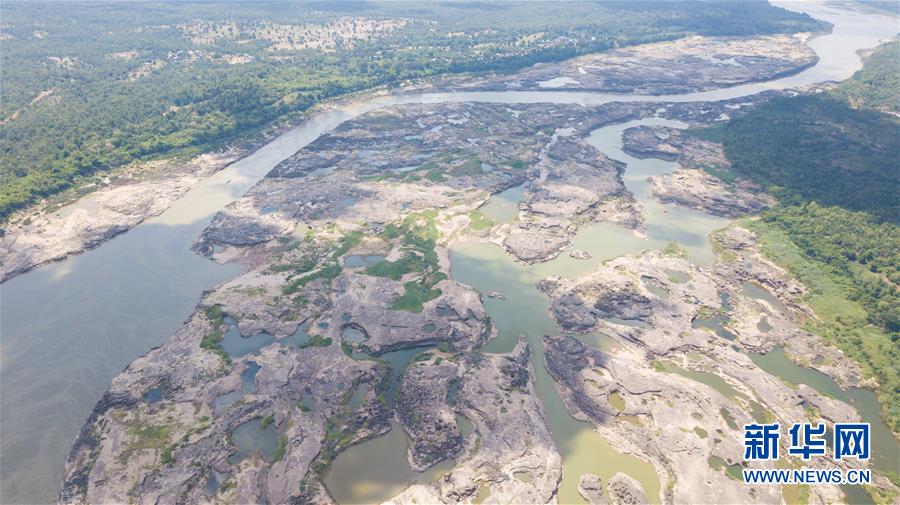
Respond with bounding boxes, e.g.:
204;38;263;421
0;3;896;503
750;348;899;476
444;115;730;504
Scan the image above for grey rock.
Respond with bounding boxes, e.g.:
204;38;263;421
579;473;607;504
608;472;648;505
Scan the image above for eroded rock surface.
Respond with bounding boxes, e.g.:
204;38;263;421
395;361;463;470
501;134;641;263
57;33;889;503
608;472;648;505
579;473;607;504
389;341;562;505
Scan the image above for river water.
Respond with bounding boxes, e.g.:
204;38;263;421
1;3;896;503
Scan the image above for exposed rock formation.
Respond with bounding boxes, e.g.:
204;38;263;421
579;473;607;504
395;361;463;470
538;245;880;503
608;472;648;505
420;34;819;94
622;125;775;217
388;341;562;505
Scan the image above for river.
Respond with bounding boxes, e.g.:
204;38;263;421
0;3;896;503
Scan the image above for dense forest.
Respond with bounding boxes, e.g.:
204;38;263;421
0;1;823;222
696;46;900;431
698;94;899;222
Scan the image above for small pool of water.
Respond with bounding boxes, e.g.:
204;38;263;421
456;414;474;437
577;332;619;353
347;383;368;410
142;387;162;404
210;364;263;419
608;392;626;411
656;361;740;400
692;314;737;341
641;276;669;299
665;269;691;284
741;282;786;313
841;483;877;505
229;417;280;464
212;390;243;416
203;470;229;497
477;184;525;224
241;362;260;393
606;317;650;329
340;325;367;343
326;420;453;505
220;317;276;358
279;321;311;348
298;392;316;412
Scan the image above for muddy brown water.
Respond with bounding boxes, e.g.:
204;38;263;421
1;3;897;502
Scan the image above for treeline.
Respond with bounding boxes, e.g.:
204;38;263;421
699;47;899;431
0;1;823;221
760;203;899;333
830;40;900;114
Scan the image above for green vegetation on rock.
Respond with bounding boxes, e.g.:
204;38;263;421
746;218;899;431
392;275;447;313
199;305;231;365
366;212;446;312
273;434;287;463
299;335;333;349
468;210;495;231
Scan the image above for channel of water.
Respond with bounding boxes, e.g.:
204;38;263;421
0;3;896;503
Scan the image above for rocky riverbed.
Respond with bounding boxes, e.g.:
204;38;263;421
416;34;819;94
57;24;900;504
538;231;896;503
1;28;818;285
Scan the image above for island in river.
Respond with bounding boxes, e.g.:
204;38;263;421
56;8;900;503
